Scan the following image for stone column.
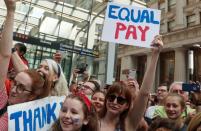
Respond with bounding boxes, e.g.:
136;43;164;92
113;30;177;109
174;47;187;82
120;55;137;80
175;0;186;29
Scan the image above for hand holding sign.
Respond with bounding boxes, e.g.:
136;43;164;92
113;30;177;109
102;2;161;48
151;35;163;53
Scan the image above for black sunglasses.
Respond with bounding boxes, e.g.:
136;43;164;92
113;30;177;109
107;94;127;105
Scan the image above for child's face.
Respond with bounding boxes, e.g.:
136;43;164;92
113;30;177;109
165;96;184;120
59;98;88;131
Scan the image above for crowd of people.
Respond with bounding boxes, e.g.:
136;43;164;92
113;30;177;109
1;0;201;131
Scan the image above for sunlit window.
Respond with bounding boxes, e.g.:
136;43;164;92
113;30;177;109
187;14;196;27
168;20;176;32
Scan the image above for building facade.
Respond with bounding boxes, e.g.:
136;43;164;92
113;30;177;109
117;0;201;89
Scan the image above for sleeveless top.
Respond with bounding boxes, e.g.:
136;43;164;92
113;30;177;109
99;120;123;131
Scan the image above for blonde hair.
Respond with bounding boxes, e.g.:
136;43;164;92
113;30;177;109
43;59;68;96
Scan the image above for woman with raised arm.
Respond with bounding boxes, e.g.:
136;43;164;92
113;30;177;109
0;0;17;129
0;1;51;130
99;35;163;131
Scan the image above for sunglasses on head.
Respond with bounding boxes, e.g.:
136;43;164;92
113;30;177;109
107;94;127;105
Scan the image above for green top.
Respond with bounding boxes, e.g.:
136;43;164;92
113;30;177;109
153;105;195;119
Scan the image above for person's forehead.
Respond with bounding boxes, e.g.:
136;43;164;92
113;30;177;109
158;86;167;90
166;96;180;103
78;81;84;85
40;61;48;66
171;84;182;90
109;92;126;98
15;72;32;87
84;82;95;87
93;92;105;98
64;98;84;108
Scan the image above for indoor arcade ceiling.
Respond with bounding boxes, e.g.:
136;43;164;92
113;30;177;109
0;0;146;42
0;0;108;41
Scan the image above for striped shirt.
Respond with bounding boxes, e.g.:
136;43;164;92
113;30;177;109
0;86;8;131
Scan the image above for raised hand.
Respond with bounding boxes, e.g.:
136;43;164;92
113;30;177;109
4;0;17;12
151;35;163;53
127;79;140;93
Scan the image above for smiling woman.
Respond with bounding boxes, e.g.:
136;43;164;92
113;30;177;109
51;93;98;131
99;81;132;131
164;93;186;120
91;90;105;117
8;69;50;105
37;59;68;96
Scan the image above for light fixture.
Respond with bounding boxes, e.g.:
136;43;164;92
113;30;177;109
192;44;201;48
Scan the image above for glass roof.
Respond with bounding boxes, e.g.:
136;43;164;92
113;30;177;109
0;0;146;43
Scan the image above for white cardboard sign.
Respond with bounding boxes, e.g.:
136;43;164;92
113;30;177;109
101;2;161;48
8;96;65;131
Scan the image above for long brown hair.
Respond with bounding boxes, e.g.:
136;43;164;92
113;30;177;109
99;81;133;131
24;69;50;99
52;94;98;131
187;112;201;131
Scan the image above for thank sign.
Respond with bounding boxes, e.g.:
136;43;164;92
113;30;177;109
8;96;65;131
101;2;161;48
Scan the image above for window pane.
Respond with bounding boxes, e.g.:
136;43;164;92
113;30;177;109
187;14;196;27
168;20;175;31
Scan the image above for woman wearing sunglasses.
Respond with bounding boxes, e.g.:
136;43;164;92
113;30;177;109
99;35;163;131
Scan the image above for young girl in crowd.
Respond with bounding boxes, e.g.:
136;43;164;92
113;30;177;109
91;90;105;117
51;93;98;131
98;35;163;131
163;93;186;130
164;93;186;120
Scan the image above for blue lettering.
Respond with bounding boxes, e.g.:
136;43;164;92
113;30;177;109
60;102;63;108
118;8;130;22
150;11;159;24
108;5;120;19
10;111;22;131
47;103;57;124
23;110;32;131
33;108;42;131
131;9;141;23
140;10;150;23
41;106;47;127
